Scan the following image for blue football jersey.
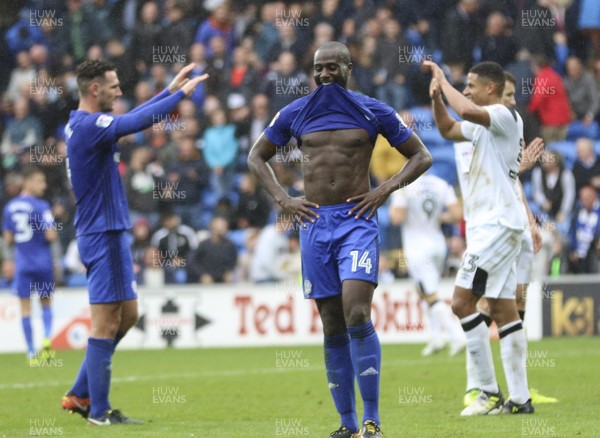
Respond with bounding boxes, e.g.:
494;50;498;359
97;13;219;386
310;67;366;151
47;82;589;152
65;88;185;236
264;83;413;148
65;111;131;235
3;195;54;273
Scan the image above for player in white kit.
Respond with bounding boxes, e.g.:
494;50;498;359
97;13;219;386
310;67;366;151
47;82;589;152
390;174;465;356
426;60;533;416
461;72;557;406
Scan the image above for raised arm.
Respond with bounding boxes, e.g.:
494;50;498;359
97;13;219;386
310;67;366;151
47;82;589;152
129;64;200;115
113;74;208;138
430;78;468;141
424;60;491;128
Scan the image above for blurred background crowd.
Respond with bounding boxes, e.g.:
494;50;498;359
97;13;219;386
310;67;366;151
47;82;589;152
2;0;600;288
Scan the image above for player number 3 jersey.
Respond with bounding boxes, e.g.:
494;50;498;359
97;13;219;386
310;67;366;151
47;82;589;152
460;104;526;231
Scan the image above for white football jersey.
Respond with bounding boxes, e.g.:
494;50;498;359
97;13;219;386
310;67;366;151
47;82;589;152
391;173;458;251
459;104;527;231
453;141;473;221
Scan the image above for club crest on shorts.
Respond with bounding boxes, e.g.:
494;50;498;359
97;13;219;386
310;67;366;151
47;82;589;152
303;279;312;297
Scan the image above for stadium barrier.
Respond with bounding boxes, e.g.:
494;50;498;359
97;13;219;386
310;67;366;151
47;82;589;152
1;276;597;353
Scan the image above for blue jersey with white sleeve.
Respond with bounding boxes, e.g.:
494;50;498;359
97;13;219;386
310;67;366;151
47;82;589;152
65;88;185;236
264;83;413;148
3;195;54;274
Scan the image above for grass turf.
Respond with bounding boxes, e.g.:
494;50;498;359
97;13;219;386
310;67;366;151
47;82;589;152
0;337;597;437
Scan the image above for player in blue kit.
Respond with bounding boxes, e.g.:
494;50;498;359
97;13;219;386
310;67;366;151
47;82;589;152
3;167;59;364
248;42;432;438
60;60;207;425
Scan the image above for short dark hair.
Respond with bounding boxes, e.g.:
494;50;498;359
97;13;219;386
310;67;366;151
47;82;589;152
469;62;505;97
504;71;516;86
22;166;44;181
76;60;116;95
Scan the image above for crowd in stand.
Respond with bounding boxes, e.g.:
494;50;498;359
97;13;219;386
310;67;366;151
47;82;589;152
2;0;600;287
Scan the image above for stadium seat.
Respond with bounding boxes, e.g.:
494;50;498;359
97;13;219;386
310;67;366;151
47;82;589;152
567;121;600;141
547;140;577;169
227;229;247;252
429;148;458;186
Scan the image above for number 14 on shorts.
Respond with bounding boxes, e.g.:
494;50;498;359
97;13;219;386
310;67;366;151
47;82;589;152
350;250;372;274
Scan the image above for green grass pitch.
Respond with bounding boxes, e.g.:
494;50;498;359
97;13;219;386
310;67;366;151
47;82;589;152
1;337;597;437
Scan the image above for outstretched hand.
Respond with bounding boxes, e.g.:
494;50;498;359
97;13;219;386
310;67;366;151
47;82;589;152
168;63;209;95
181;73;209;97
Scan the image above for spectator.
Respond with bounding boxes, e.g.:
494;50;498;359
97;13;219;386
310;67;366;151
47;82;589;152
201;107;239;197
372;18;409;110
440;0;479;70
250;215;294;283
165;137;209;229
480;12;517;67
194;3;235;58
578;0;600;61
572;137;600;193
265;23;306;66
1;98;42;166
151;212;199;284
131;217;152;285
527;54;572;144
6;51;35;102
568;185;600;273
235;172;272;229
158;2;193;63
564;56;599;125
63;0;98;62
130;1;162;71
262;50;310;117
190;216;238;283
513;0;556;59
249;93;270;146
532;150;576;226
187;43;210;111
124;147;160;227
227;46;261;102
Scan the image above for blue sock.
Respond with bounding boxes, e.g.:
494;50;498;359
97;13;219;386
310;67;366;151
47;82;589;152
348;321;381;425
22;316;34;355
87;338;114;418
71;331;126;399
324;332;358;432
42;306;52;339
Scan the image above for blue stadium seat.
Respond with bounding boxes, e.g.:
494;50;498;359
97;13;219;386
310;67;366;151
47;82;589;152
228;229;247;252
567;121;599;141
547;140;577;169
429;148;457;186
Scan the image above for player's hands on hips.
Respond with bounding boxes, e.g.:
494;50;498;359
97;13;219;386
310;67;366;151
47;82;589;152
347;186;391;220
279;196;320;226
519;137;544;173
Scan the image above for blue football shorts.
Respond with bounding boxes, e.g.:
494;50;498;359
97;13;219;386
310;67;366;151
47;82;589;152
14;269;54;299
77;230;138;304
300;202;379;299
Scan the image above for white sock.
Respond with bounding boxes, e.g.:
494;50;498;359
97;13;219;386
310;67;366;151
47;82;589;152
431;301;464;343
461;313;499;394
425;301;442;343
499;320;530;404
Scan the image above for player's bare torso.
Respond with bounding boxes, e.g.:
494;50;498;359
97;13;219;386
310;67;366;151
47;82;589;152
301;128;373;205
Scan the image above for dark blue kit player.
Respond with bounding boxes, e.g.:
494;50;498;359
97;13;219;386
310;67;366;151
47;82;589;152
248;42;432;438
61;60;207;425
3;166;59;362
